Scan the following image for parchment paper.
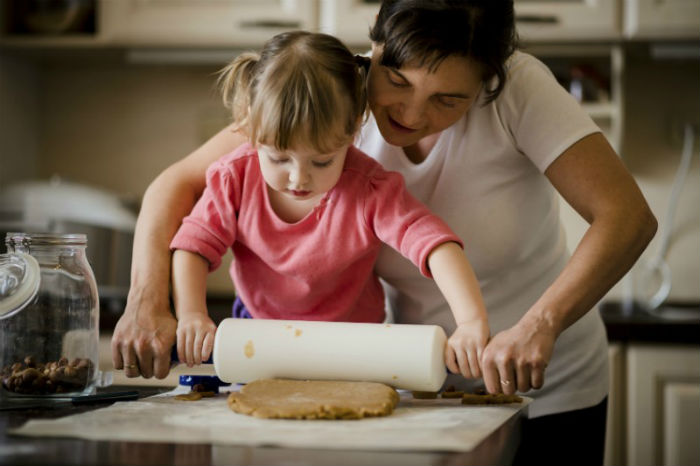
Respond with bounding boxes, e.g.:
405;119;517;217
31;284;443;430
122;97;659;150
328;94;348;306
9;386;530;452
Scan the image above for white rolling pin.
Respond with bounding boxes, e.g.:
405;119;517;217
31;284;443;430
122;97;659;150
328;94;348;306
213;318;447;392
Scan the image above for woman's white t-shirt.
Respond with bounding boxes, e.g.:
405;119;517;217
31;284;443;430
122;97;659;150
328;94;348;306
356;51;609;418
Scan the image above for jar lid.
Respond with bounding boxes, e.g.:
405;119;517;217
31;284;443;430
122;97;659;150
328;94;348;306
0;252;41;319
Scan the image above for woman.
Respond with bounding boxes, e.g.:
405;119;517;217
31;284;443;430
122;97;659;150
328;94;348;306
112;1;656;463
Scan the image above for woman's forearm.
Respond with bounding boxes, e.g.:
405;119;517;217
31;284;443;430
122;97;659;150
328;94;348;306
127;164;202;313
126;124;247;314
525;203;656;336
527;133;657;335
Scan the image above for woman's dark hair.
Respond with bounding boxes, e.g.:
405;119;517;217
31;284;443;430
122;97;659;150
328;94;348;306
369;0;518;103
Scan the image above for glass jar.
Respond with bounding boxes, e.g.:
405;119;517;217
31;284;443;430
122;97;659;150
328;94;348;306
0;233;99;398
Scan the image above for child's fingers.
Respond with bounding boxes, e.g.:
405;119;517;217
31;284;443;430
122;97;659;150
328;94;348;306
445;345;460;374
176;328;186;364
455;348;472;378
202;331;215;361
193;330;205;364
467;347;481;378
185;330;195;367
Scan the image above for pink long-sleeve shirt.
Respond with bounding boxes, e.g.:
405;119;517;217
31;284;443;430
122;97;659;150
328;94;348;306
170;143;462;323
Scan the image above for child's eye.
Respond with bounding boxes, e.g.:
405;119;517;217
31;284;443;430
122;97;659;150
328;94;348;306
269;157;288;165
313;159;334;168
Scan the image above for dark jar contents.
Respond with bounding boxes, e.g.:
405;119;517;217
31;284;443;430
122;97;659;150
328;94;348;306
0;233;99;398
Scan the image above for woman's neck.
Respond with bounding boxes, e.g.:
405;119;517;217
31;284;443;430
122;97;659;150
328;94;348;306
402;132;441;164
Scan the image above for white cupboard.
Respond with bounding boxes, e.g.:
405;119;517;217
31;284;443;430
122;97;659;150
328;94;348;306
625;344;700;466
100;0;317;47
623;0;700;39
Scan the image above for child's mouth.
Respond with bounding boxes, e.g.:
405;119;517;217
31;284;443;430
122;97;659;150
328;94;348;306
289;189;311;197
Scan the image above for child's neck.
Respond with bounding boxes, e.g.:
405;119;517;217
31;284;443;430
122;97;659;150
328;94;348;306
267;187;325;224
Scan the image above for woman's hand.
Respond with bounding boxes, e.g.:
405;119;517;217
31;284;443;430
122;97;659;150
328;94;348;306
445;318;490;378
480;315;556;395
176;312;217;367
111;288;177;379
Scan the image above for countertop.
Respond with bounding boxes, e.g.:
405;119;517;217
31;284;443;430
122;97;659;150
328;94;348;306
600;301;700;344
0;386;526;466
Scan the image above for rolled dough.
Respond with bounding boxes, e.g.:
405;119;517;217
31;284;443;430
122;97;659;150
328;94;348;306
227;379;400;420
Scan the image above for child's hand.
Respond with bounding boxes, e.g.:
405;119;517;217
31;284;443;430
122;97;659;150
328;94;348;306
445;319;490;378
176;313;217;367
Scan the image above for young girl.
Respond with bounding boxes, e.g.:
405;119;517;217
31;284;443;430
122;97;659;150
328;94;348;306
169;30;489;380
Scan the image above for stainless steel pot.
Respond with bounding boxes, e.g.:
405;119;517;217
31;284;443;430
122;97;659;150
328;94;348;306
0;179;136;300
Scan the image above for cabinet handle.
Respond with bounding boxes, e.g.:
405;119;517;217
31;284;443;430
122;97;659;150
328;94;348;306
239;20;301;29
516;15;559;24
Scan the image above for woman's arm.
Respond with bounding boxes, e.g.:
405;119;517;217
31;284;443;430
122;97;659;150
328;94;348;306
428;242;490;379
111;124;247;379
481;132;657;395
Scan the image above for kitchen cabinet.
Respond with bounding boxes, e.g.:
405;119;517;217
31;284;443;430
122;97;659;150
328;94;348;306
626;343;700;466
623;0;700;39
529;45;624;153
319;0;621;46
600;303;700;466
101;0;317;47
604;343;700;466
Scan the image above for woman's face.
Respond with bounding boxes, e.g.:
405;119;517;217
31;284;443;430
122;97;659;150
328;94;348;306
368;45;484;148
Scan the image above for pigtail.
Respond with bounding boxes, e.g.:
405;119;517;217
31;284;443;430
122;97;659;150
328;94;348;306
354;55;370;125
217;52;260;130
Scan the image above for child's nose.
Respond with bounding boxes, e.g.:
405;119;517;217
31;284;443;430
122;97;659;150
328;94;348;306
289;166;310;186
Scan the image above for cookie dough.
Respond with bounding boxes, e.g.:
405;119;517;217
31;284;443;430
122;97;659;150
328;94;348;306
227;379;400;420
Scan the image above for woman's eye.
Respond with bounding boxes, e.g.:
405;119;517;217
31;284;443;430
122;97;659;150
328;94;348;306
388;78;407;88
386;71;408;88
436;97;459;108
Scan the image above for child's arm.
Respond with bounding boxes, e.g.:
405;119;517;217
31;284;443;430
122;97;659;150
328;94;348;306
427;242;490;379
171;250;217;367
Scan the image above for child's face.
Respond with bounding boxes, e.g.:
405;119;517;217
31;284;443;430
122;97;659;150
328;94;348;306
257;143;350;201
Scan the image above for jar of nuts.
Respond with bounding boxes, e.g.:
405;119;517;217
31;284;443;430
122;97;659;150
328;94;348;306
0;233;99;399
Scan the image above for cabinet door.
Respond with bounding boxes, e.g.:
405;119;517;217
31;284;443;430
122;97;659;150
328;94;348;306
319;0;378;47
515;0;620;42
663;382;700;466
623;0;700;39
320;0;621;46
627;344;700;466
101;0;317;47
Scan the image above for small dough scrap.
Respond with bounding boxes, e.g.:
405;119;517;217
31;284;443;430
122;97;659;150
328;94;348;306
412;391;438;399
228;379;399;420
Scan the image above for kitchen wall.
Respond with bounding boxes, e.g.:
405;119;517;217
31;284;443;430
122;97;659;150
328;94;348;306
1;47;698;301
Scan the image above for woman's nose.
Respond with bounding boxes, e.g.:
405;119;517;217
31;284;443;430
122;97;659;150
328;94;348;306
399;98;426;128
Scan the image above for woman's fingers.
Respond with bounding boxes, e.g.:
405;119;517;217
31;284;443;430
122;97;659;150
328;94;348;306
516;363;531;393
497;359;517;396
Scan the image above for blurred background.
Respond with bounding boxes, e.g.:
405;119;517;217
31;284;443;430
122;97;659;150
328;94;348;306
0;2;698;465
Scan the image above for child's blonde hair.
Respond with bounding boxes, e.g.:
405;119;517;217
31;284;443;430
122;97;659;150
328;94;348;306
218;31;369;154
